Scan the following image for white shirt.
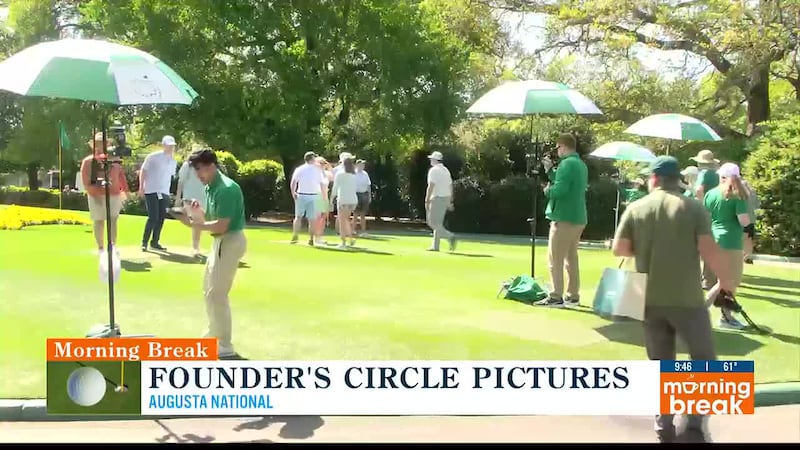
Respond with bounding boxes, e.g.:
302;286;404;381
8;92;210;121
177;161;206;207
331;171;358;206
427;164;453;198
291;163;326;194
141;150;177;195
355;170;371;193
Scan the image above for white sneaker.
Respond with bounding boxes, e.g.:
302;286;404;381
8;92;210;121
337;243;348;250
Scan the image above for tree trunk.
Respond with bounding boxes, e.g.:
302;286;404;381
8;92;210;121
745;65;771;136
26;163;40;191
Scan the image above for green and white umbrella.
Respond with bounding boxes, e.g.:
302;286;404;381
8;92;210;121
590;141;657;163
0;39;198;105
466;80;602;116
624;113;721;141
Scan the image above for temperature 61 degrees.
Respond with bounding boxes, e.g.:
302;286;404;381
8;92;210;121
709;360;754;373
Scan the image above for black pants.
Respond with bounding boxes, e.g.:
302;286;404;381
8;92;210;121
143;193;170;246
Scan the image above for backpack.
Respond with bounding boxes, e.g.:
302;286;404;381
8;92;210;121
500;275;548;303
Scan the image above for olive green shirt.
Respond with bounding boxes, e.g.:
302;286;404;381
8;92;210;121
205;170;246;236
614;188;711;308
703;186;747;250
544;153;588;225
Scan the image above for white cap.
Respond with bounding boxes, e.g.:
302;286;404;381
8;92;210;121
717;162;741;178
339;152;354;162
428;151;444;161
162;135;177;146
680;166;699;176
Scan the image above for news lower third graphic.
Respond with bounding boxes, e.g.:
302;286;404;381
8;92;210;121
660;360;755;415
47;360;142;415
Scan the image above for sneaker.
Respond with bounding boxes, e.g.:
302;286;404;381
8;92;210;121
744;257;754;265
290;236;298;244
448;237;457;252
426;248;439;252
677;427;707;443
308;238;314;247
98;248;105;256
565;296;580;306
719;316;746;330
348;239;356;247
535;296;565;307
150;243;167;251
141;244;147;252
337;243;348;250
656;427;676;444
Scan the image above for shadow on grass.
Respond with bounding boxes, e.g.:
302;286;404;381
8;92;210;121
121;260;153;272
233;416;325;439
155;419;214;443
594;321;764;356
313;245;393;256
741;274;800;292
356;234;395;241
736;291;799;308
449;252;494;258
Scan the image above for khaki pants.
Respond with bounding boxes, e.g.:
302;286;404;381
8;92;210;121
701;260;717;290
644;306;716;435
547;221;584;299
724;249;744;288
203;231;247;354
426;196;454;250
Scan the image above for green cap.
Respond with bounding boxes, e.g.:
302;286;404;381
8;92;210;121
647;156;681;178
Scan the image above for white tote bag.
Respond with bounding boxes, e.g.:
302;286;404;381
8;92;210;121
592;259;647;321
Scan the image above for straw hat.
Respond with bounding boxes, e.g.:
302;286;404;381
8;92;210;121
689;149;719;165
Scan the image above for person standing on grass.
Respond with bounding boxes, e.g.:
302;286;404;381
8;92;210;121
690;149;720;289
176;156;207;258
703;163;752;330
355;159;372;235
139;136;178;252
330;157;359;249
312;156;334;245
613;156;734;444
332;151;355;233
290;151;328;246
425;151;456;252
537;133;588;308
80;132;129;255
741;178;760;264
177;148;247;360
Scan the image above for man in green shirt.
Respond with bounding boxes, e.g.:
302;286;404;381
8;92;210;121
613;156;734;443
537;133;588;307
178;148;247;360
689;149;720;289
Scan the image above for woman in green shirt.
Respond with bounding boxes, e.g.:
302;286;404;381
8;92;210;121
703;163;752;330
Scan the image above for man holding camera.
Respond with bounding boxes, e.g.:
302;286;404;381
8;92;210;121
537;134;588;307
139;135;178;252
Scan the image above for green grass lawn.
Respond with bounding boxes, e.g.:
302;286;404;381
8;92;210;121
1;213;798;398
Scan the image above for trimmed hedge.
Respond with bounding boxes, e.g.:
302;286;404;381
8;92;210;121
237;159;286;218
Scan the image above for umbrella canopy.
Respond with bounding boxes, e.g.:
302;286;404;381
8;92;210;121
466;80;602;116
590;141;657;163
624;113;721;141
0;39;198;105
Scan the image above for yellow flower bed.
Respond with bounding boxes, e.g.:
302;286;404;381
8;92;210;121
0;205;91;230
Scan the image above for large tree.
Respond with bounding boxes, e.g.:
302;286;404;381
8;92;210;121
484;0;800;136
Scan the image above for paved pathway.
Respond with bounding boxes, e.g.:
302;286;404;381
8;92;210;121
2;406;798;443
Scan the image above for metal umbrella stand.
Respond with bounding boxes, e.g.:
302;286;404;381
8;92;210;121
466;80;603;277
0;38;199;339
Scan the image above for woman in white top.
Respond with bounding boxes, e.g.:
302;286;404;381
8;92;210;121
330;157;359;249
313;157;334;245
176;160;208;258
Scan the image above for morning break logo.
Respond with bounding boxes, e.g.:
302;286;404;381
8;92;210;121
660;360;754;415
46;338;216;415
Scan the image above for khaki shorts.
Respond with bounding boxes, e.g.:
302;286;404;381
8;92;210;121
88;195;123;221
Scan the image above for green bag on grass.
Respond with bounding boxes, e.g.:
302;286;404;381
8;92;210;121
503;275;548;303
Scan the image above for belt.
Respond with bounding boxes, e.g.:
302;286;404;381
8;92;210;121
297;192;318;195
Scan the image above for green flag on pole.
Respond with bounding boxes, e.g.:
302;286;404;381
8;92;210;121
58;121;71;152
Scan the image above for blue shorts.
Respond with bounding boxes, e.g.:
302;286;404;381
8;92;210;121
295;194;319;219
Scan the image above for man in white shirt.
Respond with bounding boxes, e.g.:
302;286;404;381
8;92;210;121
354;159;372;235
290;151;328;245
425;151;457;252
176;154;208;258
139;135;178;251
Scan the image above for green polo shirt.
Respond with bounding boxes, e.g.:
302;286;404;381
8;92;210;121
544;153;588;225
703;186;747;250
205;170;246;236
615;188;711;308
695;169;719;194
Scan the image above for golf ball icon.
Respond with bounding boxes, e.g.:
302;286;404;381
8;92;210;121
67;367;107;407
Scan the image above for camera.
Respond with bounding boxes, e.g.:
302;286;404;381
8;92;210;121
108;124;132;159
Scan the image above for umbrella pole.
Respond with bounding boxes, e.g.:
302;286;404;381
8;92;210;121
528;116;537;278
101;113;118;337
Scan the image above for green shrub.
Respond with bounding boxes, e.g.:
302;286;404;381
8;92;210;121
584;177;621;240
236;159;284;218
481;176;535;235
447;177;486;233
0;186;88;211
215;150;242;178
742;117;800;257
